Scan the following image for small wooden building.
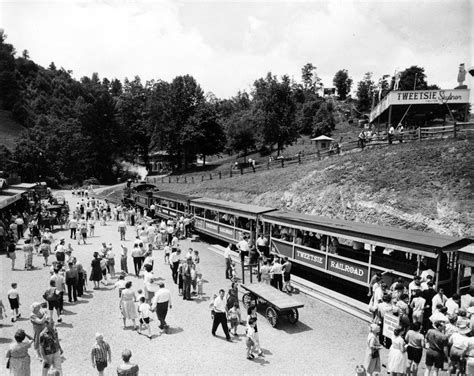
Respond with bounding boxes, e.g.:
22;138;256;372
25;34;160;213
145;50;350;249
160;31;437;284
311;135;334;151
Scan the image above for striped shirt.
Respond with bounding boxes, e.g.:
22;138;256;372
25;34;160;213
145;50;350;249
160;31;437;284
91;341;111;363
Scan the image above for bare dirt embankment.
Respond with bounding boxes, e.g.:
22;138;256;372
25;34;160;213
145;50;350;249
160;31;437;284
145;138;473;238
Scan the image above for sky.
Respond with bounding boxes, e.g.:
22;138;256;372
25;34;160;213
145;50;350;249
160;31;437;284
1;0;472;99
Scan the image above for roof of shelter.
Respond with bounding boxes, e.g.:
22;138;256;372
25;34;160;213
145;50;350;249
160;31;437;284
262;210;471;254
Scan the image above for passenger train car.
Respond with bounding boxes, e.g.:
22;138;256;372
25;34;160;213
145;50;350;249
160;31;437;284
129;185;473;294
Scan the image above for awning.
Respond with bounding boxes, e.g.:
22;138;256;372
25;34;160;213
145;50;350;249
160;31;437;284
0;193;23;209
459;244;474;267
9;183;38;190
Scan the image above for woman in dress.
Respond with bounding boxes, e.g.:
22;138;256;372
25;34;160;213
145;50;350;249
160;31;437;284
142;264;157;303
89;252;103;289
117;349;139;376
29;302;48;360
387;326;407;376
23;239;34;270
364;323;382;376
6;329;34;376
119;281;138;329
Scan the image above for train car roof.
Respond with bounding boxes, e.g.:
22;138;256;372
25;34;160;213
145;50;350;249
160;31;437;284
152;191;199;203
262;211;471;253
131;183;157;191
191;197;276;216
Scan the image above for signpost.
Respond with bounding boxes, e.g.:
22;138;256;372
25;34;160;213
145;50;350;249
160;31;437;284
382;313;400;340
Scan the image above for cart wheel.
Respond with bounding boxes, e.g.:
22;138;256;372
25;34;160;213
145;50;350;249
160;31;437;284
287;308;299;324
266;307;278;327
242;293;252;308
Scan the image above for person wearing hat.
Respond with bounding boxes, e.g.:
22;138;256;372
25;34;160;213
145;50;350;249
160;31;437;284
6;328;34;375
449;325;470;375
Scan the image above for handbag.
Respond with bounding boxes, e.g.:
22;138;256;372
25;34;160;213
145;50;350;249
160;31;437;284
371;349;379;358
6;356;10;369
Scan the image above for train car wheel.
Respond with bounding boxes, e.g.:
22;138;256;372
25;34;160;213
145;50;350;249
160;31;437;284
287;308;299;324
266;307;278;327
242;293;252;308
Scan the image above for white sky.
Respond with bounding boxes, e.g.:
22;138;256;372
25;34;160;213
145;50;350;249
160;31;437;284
1;0;472;98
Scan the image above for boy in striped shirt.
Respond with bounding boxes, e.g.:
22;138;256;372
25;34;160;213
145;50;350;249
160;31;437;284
91;333;111;376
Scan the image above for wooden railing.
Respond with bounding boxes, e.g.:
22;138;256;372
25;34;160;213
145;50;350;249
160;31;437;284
146;122;473;185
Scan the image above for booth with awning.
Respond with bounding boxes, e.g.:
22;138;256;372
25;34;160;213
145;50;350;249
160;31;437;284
0;188;27;210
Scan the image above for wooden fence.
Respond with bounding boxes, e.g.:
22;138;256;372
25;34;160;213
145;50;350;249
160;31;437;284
146;122;474;185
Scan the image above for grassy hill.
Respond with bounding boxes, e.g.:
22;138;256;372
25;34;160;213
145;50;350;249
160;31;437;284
0;110;25;150
146;138;473;238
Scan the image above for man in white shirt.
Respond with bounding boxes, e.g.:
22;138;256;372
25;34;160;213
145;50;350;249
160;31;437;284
170;249;181;284
270;258;284;290
68;217;78;240
432;288;448;309
237;236;250;265
15;216;24;239
256;233;269;258
211;289;231;341
118;219;127;241
151;282;172;331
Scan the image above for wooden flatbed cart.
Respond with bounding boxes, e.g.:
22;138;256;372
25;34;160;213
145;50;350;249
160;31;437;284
240;283;304;327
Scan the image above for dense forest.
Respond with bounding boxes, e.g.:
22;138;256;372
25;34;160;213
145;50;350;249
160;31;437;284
0;31;439;186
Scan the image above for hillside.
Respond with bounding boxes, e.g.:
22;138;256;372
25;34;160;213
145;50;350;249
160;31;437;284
0;110;24;150
143;138;473;238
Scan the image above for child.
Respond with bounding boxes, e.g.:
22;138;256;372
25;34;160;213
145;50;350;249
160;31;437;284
246;318;257;359
196;272;203;299
137;296;152;339
114;275;127;298
40;239;51;267
228;301;241;336
7;283;20;321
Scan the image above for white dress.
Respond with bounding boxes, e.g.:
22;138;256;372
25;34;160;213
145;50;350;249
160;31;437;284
387;336;407;373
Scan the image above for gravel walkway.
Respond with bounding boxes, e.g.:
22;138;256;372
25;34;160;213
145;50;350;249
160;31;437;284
0;191;375;375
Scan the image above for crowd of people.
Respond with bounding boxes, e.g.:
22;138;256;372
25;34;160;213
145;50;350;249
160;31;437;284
365;272;474;376
1;189;279;375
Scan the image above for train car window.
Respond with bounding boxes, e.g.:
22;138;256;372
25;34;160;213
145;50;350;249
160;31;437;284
271;225;281;239
194;207;204;217
177;203;184;212
280;226;294;242
234;216;247;229
204;210;218;221
220;213;229;224
169;201;176;209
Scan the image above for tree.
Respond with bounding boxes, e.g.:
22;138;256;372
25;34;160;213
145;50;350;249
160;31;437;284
301;63;322;94
295;99;322;134
356;72;376;113
226;110;257;160
333;69;353;100
192;103;226;166
398;66;428;91
252;73;297;155
312;102;335;137
165;75;205;169
0;31;20;110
